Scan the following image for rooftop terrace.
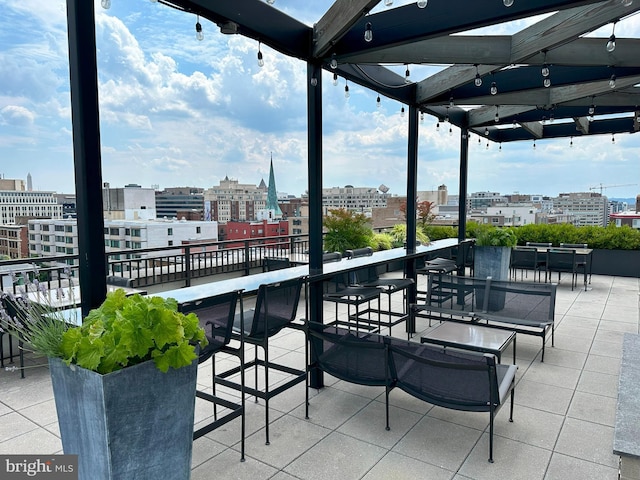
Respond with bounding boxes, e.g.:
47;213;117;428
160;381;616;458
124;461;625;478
1;272;638;480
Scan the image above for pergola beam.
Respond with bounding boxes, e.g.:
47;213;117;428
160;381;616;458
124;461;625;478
313;0;380;58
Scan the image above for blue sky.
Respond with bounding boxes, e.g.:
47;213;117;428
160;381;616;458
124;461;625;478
1;0;639;200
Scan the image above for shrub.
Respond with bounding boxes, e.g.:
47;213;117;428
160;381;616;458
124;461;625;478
323;208;373;253
369;233;393;251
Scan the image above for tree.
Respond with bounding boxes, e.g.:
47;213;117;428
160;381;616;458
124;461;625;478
323;208;373;253
399;200;436;228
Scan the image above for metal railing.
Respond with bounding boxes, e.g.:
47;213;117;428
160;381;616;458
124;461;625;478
1;234;311;294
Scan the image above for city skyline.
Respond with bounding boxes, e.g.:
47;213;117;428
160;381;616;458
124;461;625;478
1;1;640;199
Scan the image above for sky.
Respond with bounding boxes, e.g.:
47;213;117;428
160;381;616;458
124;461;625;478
1;0;639;201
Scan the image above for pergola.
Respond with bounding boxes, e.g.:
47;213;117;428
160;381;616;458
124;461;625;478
65;1;640;345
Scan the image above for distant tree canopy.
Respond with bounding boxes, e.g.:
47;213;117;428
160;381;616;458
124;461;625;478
323;208;373;253
400;200;436;228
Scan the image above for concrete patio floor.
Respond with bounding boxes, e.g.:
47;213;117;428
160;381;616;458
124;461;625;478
1;274;638;480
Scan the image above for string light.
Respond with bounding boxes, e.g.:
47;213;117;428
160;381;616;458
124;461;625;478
436;121;440;132
257;42;264;67
266;0;275;4
494;105;500;123
609;74;617;89
474;65;482;87
376;95;381;108
196;15;204;41
449;96;454;108
310;76;318;87
364;22;373;43
499;143;502;152
420;112;424;122
542;51;551;88
612;133;616;143
101;0;111;9
606;21;617;52
484;127;489;136
384;0;393;6
400;106;405;118
333;73;338;86
570;136;573;148
533;139;536;149
330;54;338;69
490;81;498;95
405;65;411;83
504;0;514;6
622;0;633;6
417;0;428;8
344;80;350;99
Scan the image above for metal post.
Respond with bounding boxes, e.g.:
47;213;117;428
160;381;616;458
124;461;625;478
307;62;324;389
458;127;470;243
406;105;419;334
66;0;107;316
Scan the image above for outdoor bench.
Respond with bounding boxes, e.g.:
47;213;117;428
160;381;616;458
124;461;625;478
412;274;557;361
614;333;640;480
307;323;516;462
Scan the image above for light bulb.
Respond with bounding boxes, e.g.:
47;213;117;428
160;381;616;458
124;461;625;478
512;120;517;129
533;140;536;149
475;74;482;87
609;74;617;89
549;114;554;123
484;127;489;136
490;82;498;95
310;77;318;87
444;114;449;123
376;95;381;108
622;0;633;6
499;143;502;151
588;105;595;116
384;0;393;6
570;137;573;148
344;84;350;99
400;106;405;118
503;0;514;6
405;66;410;83
257;51;264;67
330;54;338;69
449;96;454;108
543;78;551;88
436;122;440;131
541;64;550;77
101;0;111;9
417;0;428;7
364;23;373;43
606;35;616;53
196;21;204;41
333;73;338;86
612;134;615;143
267;0;275;4
420;112;424;122
150;0;158;3
449;127;453;136
495;112;499;123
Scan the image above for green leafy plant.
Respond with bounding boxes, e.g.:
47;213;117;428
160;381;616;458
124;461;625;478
475;226;518;247
385;224;430;248
323;208;374;253
60;290;207;374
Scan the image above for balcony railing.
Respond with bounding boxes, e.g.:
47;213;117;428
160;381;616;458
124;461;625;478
1;234;310;294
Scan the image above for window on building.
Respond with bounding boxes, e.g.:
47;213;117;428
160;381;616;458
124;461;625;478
196;226;201;234
55;235;65;242
110;240;120;248
65;226;73;233
131;229;141;237
66;248;74;254
109;228;119;236
125;228;130;235
55;225;65;232
168;240;173;246
168;228;173;236
65;237;73;244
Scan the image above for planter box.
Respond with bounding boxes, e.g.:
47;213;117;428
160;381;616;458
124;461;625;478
474;246;511;311
49;357;198;480
590;249;640;278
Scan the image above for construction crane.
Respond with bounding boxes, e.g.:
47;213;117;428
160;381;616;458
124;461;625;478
588;183;637;194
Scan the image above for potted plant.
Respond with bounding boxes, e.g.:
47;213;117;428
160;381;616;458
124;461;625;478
473;226;517;310
0;287;207;480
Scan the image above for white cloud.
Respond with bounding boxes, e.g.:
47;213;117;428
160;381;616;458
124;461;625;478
0;105;36;126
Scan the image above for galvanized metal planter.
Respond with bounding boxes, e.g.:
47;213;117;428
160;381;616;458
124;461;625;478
474;246;511;310
49;357;198;480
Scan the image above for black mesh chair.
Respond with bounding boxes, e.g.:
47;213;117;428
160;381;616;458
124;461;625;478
546;248;583;290
324;248;382;332
215;277;306;445
0;295;29;379
178;290;245;460
359;265;414;334
263;257;291;272
560;243;590;283
510;246;545;282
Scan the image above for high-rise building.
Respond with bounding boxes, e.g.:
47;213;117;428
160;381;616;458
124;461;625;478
321;185;392;213
553;192;609;227
103;184;156;221
155;187;204;220
204;177;266;222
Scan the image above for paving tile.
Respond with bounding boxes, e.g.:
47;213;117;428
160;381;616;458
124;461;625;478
513;379;574;416
555;417;618;469
567;391;617;427
545;452;618;480
284;431;386;480
493;404;564;450
393;416;482;471
522;361;581;390
458;433;552;480
0;427;61;455
576;370;619;398
191;448;277;480
362;451;454;480
583;354;621;376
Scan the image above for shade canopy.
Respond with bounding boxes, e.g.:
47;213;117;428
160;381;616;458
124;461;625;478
157;0;640;143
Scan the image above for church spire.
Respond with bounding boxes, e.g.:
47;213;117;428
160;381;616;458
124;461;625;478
265;152;282;217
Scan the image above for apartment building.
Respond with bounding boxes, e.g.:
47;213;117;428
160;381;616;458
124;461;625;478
321;185;392;212
204;177;267;222
155;187;204;219
553;192;609;227
0;179;63;225
0;224;28;259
